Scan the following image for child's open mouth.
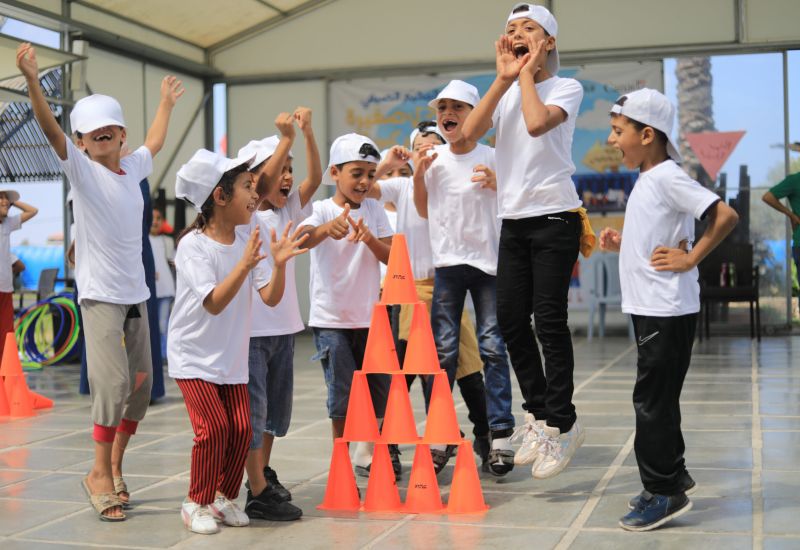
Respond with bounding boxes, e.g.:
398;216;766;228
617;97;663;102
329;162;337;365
442;119;458;132
93;133;112;142
513;44;530;58
279;185;291;198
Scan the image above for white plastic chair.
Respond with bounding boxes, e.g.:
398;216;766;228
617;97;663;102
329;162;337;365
586;252;634;341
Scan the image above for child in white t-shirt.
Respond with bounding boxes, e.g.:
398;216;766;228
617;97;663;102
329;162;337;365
462;4;586;479
298;133;393;448
373;123;492;474
600;89;737;532
149;207;175;358
413;80;516;477
18;41;182;521
0;189;37;356
170;149;307;533
236;107;322;515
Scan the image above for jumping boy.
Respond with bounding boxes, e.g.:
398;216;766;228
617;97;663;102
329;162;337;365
600;88;738;531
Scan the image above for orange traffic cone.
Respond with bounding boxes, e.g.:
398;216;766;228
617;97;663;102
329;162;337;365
0;375;9;416
361;304;400;374
342;372;380;441
318;438;361;511
381;234;418;305
0;333;22;378
422;372;462;444
446;440;489;514
7;376;34;418
29;391;54;410
402;302;441;375
404;444;444;513
379;374;419;444
362;442;402;512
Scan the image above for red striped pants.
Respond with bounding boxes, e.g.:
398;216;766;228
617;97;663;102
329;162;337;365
175;379;251;505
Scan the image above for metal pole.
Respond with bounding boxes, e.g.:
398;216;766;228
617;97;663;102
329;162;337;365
783;50;792;328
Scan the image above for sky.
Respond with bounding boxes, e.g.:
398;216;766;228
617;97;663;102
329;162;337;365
3;17;800;245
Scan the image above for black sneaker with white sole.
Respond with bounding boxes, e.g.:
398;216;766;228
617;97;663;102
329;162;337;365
473;436;490;472
264;466;292;502
431;445;457;474
628;472;696;510
388;444;402;480
619;492;692;531
245;485;302;521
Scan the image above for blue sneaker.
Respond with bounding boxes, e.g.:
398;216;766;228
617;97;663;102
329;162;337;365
619;492;692;531
628;472;696;510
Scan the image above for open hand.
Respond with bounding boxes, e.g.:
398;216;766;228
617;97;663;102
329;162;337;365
384;146;412;171
520;38;547;78
651;246;694;273
495;35;531;82
412;144;437;175
270;221;309;267
327;203;351;240
240;226;267;270
16;43;39;81
472;164;497;191
161;76;185;107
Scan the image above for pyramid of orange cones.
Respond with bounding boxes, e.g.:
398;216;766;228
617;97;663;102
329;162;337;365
0;332;54;418
318;235;488;514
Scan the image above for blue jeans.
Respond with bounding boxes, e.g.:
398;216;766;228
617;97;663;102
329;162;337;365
156;297;172;360
247;335;295;448
430;265;514;435
312;328;390;420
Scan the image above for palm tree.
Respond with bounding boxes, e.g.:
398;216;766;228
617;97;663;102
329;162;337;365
676;57;715;187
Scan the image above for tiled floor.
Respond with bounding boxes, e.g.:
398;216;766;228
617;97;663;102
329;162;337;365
1;333;798;549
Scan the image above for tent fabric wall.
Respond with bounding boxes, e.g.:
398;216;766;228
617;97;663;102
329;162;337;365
228;79;328;324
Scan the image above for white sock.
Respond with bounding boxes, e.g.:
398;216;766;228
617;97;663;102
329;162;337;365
491;436;512;452
351;440;374;468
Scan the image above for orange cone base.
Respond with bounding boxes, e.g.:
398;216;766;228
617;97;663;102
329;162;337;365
362;443;402;512
7;377;34;418
446;440;489;514
0;333;23;378
29;390;54;410
318;438;361;511
403;444;444;514
0;375;10;416
361;304;401;374
342;372;380;442
422;372;462;445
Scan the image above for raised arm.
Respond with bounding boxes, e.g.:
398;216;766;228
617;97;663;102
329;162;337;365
518;38;567;137
16;43;66;160
411;145;437;219
257;113;295;201
462;36;527;142
374;146;412;181
144;76;185;157
294;108;323;207
14;200;39;224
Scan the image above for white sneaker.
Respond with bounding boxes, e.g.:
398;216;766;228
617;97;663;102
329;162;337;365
510;413;546;465
210;495;250;527
181;499;220;534
532;422;585;479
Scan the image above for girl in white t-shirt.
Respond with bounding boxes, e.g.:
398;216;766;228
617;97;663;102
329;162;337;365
169;149;307;534
298;133;393;447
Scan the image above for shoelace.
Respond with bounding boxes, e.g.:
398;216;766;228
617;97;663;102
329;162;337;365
510;422;535;444
539;433;562;460
194;505;215;522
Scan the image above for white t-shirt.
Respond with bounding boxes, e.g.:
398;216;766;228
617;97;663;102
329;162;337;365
423;144;501;276
379;178;434;281
59;136;151;305
492;76;584;219
246;191;311;337
619;160;720;316
168;230;271;384
301;198;393;328
149;234;175;298
0;215;22;293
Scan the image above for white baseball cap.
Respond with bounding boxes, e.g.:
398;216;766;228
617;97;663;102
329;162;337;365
70;94;126;134
0;189;20;203
176;149;255;212
238;135;293;170
506;3;560;75
322;133;381;186
409;121;445;149
428;80;480;110
609;88;682;162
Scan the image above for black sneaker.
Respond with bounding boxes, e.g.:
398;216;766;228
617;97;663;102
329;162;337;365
264;466;292;502
354;464;371;478
245;486;302;521
431;445;457;474
388;444;402;480
628;472;696;510
473;436;490;472
619;492;692;531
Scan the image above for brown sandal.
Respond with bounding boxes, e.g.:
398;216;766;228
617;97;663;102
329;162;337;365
82;477;126;521
113;476;132;509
